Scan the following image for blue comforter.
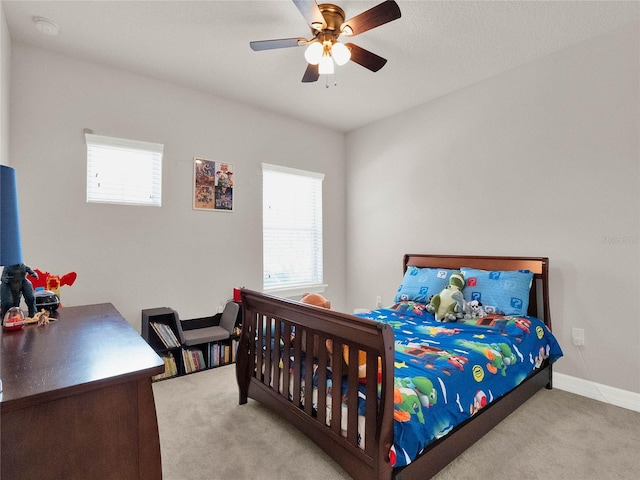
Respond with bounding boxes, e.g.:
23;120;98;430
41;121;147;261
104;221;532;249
355;302;563;468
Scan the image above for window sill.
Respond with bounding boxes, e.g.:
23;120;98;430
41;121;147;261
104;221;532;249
263;284;327;299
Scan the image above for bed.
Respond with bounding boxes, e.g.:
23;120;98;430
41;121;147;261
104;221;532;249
236;254;563;480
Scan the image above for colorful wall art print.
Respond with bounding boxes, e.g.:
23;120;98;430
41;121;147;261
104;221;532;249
193;158;234;211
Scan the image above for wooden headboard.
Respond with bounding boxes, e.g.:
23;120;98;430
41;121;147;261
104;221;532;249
403;254;551;330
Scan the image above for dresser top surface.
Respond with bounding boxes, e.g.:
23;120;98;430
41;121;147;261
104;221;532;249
1;303;163;410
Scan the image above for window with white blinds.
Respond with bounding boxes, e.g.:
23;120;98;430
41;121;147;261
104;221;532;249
262;163;325;295
86;133;163;207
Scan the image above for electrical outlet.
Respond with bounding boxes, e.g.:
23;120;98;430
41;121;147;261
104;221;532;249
572;327;585;346
376;295;382;308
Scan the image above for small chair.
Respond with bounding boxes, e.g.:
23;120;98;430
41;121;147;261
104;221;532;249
174;301;239;347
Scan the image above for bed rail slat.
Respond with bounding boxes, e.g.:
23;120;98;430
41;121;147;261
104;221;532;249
293;325;302;406
347;346;360;445
282;322;291;397
331;338;344;437
365;349;379;456
265;315;274;387
317;333;328;426
274;316;283;390
256;314;264;384
304;330;315;416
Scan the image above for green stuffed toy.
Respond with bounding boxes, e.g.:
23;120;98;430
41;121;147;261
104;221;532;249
426;271;465;322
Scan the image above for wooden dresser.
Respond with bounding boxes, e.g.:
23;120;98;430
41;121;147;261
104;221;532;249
0;303;164;480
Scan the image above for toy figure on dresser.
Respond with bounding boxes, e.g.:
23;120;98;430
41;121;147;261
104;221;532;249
33;308;53;326
29;268;77;306
3;306;25;331
1;263;38;317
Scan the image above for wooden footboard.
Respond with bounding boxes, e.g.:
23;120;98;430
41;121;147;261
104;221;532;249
236;289;396;480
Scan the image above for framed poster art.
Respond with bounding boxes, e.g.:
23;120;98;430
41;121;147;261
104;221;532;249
193;157;234;211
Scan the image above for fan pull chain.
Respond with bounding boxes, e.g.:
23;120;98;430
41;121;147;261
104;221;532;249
324;72;338;89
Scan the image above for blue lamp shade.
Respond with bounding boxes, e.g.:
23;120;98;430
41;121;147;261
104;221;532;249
0;165;23;266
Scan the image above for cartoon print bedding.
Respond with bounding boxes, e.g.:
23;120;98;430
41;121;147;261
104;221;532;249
351;301;563;468
279;300;562;469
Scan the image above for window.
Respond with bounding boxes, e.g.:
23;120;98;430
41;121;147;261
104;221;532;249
86;133;163;207
262;163;325;296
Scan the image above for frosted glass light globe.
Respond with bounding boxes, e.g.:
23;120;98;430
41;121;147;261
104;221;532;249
318;55;335;75
304;42;323;65
331;42;351;66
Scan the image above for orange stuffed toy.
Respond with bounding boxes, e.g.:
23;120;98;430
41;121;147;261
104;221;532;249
342;345;383;384
300;293;331;309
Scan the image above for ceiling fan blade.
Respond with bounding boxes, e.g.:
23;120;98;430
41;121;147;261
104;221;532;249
301;63;320;83
341;0;401;37
250;37;307;51
293;0;326;30
345;43;387;72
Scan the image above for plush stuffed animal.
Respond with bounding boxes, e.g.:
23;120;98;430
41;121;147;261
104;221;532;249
426;271;465;322
300;293;331;309
341;344;382;384
463;300;487;319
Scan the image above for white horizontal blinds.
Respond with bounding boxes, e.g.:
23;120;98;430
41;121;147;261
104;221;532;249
86;133;163;206
263;163;324;291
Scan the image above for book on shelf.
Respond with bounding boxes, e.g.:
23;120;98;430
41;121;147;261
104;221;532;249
210;343;219;368
182;347;206;374
152;352;178;381
209;342;231;367
182;348;194;373
150;322;181;349
224;344;230;364
232;338;238;363
194;348;204;371
181;348;190;373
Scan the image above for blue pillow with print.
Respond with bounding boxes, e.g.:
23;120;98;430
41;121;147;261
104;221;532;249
394;267;456;303
460;268;534;316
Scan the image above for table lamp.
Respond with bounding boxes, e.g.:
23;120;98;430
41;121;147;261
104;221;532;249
1;165;23;265
1;164;25;392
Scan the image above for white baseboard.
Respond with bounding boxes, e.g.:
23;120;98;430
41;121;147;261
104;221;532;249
553;372;640;413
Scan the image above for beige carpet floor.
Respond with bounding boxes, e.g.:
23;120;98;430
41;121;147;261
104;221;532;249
153;365;639;480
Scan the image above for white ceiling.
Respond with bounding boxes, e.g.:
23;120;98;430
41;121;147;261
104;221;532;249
3;1;639;132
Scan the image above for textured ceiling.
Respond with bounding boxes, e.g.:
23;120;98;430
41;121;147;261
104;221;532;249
3;1;639;132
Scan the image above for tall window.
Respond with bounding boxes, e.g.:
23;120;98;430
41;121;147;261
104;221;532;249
262;163;325;295
86;133;163;207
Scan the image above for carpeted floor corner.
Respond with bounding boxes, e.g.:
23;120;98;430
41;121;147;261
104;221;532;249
153;365;640;480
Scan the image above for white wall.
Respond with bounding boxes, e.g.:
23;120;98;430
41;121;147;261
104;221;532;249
346;22;640;394
9;44;347;329
1;2;10;165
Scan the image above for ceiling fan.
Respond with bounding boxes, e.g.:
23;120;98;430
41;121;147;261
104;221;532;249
250;0;401;83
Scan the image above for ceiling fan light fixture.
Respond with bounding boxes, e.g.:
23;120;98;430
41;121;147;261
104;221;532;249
304;41;323;65
249;0;401;83
331;42;351;66
318;55;334;75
